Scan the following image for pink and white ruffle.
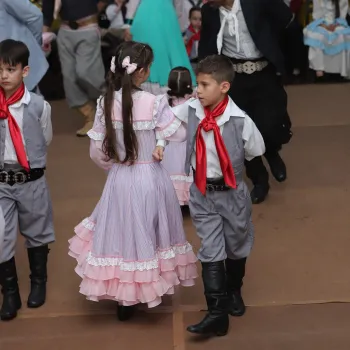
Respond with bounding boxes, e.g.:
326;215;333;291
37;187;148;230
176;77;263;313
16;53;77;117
69;218;198;308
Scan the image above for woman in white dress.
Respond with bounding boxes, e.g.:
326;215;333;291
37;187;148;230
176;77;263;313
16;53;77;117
304;0;350;78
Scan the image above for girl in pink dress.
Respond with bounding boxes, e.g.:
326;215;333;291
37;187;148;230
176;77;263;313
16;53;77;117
68;41;198;321
161;67;194;206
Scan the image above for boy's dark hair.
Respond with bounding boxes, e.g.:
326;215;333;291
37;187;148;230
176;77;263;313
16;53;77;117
0;39;30;67
189;7;201;18
196;55;235;83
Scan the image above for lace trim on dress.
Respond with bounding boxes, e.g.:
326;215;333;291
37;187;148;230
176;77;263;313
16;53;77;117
156;117;182;139
87;129;105;141
81;218;194;271
86;243;193;271
170;175;194;182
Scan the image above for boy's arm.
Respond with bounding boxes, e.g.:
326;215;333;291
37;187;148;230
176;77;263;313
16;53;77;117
242;115;265;160
4;0;43;45
40;101;53;146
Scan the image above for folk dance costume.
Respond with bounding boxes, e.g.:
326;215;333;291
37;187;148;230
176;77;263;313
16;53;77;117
0;85;55;321
199;0;294;204
172;96;265;335
42;0;106;136
124;0;195;94
68;91;198;308
304;0;350;78
161;95;194;206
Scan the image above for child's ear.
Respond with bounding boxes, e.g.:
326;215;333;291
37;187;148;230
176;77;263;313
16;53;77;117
220;81;230;94
22;66;30;78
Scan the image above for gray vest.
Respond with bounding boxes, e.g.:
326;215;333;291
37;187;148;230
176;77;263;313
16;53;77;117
185;106;245;183
0;92;46;169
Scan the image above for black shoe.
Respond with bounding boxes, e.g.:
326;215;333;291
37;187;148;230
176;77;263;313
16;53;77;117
264;152;286;183
225;258;246;317
0;258;22;321
187;261;229;337
27;245;49;308
228;289;245;317
117;305;135;321
250;184;269;204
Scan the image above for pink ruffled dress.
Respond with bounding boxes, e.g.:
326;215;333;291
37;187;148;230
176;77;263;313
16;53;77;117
161;95;194;206
68;90;198;308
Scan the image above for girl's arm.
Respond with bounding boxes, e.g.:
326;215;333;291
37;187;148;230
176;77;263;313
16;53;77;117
88;97;114;171
154;95;188;145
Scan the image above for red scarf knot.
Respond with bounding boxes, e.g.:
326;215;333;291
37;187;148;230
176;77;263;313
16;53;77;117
195;96;237;195
0;83;29;171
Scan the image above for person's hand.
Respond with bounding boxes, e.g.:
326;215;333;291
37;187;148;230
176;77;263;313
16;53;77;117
124;28;132;41
152;146;164;161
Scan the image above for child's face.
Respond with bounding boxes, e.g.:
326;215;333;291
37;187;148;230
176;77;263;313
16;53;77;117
0;61;29;95
196;73;230;108
190;10;202;30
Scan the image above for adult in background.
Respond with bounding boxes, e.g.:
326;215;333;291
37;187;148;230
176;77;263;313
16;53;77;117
124;0;195;94
42;0;107;137
199;0;294;204
0;0;49;92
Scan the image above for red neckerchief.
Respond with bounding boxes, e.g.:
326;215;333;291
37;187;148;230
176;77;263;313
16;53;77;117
195;96;236;194
186;25;201;56
0;83;29;171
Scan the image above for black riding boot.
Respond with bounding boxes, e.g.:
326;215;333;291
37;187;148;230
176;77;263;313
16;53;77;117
226;258;246;317
187;261;229;336
27;245;49;308
245;157;269;204
117;304;135;321
0;257;22;321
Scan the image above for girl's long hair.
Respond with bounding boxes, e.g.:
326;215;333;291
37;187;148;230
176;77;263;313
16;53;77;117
167;67;193;107
102;41;153;164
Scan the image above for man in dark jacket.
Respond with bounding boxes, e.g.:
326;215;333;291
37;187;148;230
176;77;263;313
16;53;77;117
198;0;294;204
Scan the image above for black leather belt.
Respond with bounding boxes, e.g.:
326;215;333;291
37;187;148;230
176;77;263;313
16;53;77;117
0;168;44;186
193;169;230;192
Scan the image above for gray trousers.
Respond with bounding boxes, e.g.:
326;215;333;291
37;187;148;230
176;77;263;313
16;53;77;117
189;183;254;263
0;176;55;263
57;26;105;108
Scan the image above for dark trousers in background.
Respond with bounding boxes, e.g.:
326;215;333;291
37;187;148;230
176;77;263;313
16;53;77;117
229;64;292;186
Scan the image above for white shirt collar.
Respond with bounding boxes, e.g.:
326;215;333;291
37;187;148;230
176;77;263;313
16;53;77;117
189;96;245;126
217;0;241;53
10;87;31;108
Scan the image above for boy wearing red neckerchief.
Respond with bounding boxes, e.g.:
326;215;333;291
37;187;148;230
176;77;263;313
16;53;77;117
0;39;54;321
169;55;265;337
184;7;202;63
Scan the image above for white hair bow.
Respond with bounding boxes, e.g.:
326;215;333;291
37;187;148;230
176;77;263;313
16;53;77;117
122;56;138;75
110;56;116;73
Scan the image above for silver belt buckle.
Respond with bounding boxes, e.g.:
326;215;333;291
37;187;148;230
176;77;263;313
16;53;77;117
242;61;256;74
14;171;27;184
0;171;9;183
206;184;215;192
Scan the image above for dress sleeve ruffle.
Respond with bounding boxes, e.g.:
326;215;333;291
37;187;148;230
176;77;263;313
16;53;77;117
87;96;114;170
153;94;185;141
87;96;106;141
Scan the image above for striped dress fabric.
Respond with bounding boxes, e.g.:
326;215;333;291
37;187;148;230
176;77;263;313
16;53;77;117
68;90;198;308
